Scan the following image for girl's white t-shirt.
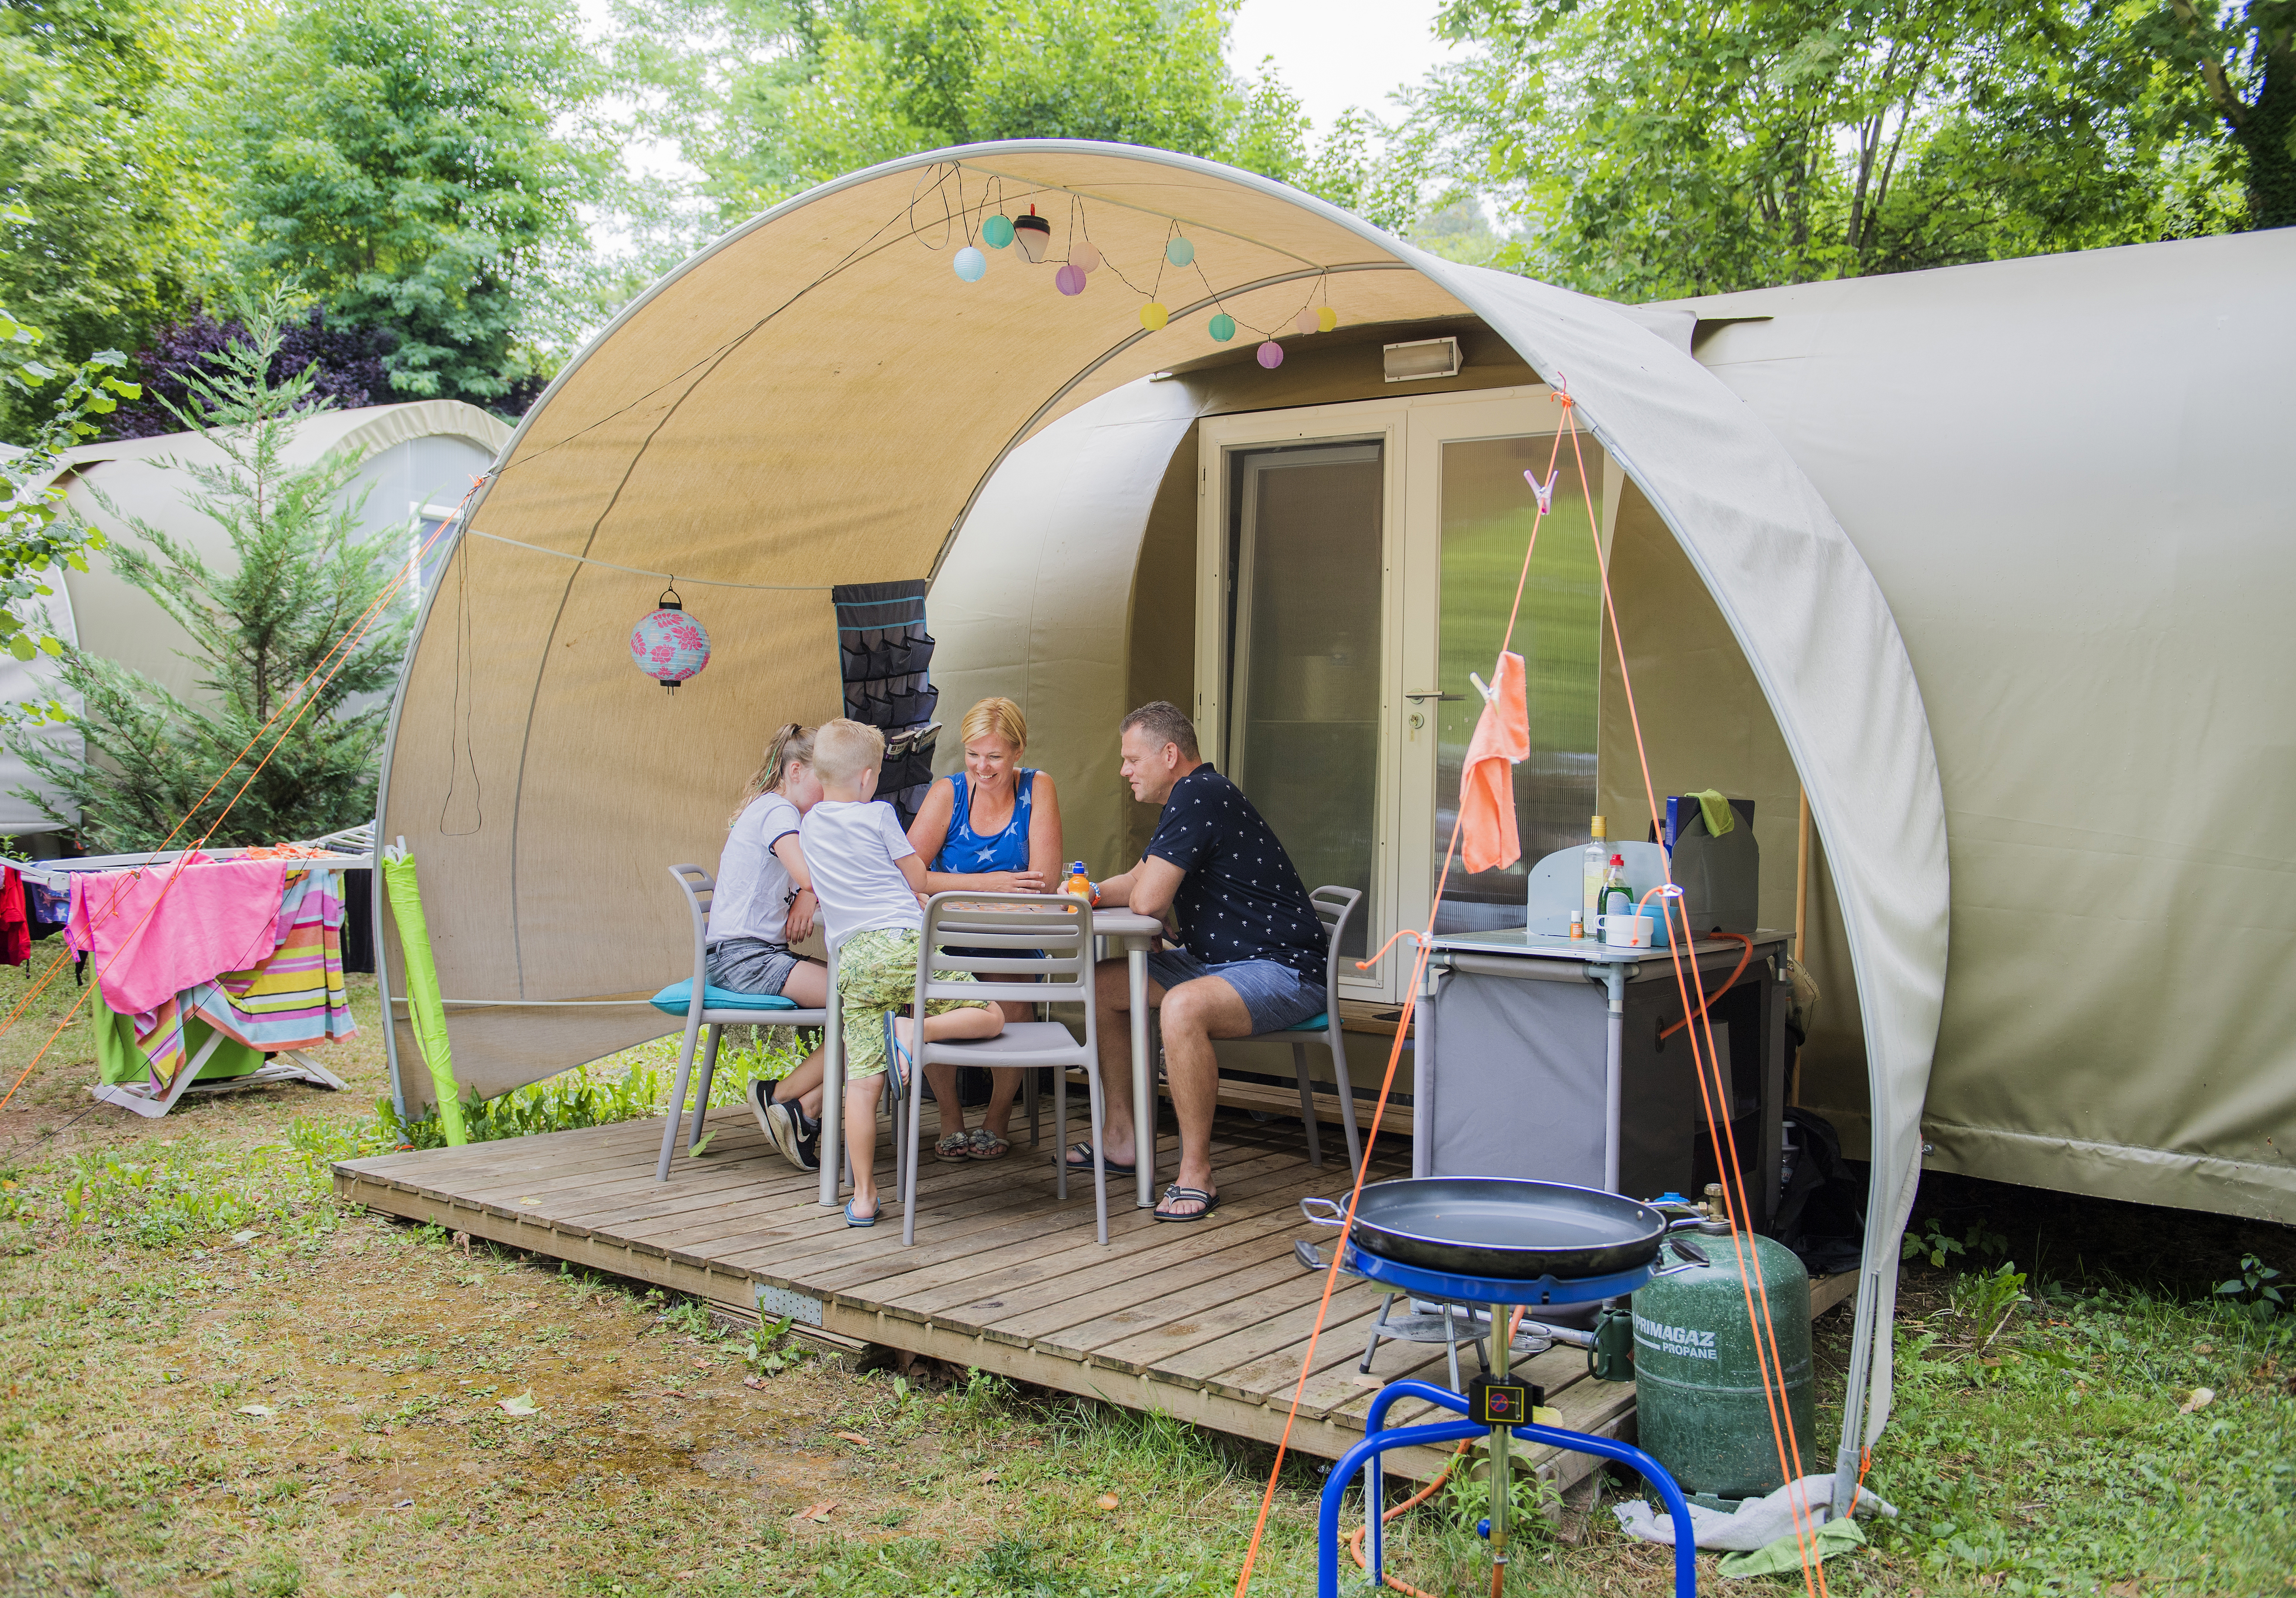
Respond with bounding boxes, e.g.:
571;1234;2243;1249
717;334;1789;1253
798;799;922;948
708;791;804;947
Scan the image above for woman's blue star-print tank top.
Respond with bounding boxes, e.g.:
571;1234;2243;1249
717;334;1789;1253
933;768;1037;876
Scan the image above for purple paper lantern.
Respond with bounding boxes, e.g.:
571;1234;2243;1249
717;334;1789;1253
1054;262;1087;297
1256;340;1285;369
630;589;711;694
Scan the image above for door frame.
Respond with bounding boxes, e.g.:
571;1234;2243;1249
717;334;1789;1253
1192;387;1623;1001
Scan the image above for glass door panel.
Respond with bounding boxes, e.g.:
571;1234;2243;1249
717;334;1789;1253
1226;441;1383;958
1430;435;1603;932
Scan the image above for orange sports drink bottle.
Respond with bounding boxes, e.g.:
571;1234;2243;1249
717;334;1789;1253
1064;861;1089;905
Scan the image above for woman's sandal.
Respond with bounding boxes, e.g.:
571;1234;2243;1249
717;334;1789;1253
844;1198;879;1228
1062;1141;1135;1177
933;1130;974;1162
1152;1185;1219;1223
967;1127;1010;1161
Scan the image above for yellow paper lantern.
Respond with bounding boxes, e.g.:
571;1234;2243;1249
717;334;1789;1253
1140;302;1169;331
1317;306;1340;333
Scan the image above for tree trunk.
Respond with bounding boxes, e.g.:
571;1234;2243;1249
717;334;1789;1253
2237;47;2293;229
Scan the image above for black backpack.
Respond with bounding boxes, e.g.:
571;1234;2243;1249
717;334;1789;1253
1773;1108;1865;1277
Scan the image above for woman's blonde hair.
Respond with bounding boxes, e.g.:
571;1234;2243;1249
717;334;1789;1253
960;696;1027;754
731;723;813;824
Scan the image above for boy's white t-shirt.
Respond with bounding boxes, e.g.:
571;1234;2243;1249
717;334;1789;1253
798;799;922;948
707;791;803;947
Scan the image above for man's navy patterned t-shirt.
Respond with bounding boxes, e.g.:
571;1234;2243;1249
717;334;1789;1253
1145;765;1325;984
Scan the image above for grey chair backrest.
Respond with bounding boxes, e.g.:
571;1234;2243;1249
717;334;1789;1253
1307;885;1363;1006
667;864;715;1000
918;892;1096;1029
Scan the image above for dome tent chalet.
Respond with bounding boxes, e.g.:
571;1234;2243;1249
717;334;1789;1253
369;141;2294;1489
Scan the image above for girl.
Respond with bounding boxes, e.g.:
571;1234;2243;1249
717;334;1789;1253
713;724;832;1170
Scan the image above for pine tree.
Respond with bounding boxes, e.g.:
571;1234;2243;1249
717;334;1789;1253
8;295;409;851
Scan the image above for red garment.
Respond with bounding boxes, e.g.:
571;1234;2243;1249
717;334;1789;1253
1459;651;1530;876
0;867;25;966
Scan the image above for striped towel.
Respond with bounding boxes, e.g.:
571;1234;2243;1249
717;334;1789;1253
133;869;359;1087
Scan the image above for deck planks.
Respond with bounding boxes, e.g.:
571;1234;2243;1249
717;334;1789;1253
332;1107;1827;1483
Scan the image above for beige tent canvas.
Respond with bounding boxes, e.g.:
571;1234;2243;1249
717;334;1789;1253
367;140;2294;1488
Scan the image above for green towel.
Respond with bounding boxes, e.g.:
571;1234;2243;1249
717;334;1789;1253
1717;1514;1864;1579
92;988;265;1087
1689;788;1736;837
383;852;468;1145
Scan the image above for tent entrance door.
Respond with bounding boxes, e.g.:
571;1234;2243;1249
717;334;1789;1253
1196;389;1609;1003
1397;394;1608;940
1197;406;1408;1002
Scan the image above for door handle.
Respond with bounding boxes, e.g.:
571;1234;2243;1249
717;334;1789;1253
1404;692;1463;702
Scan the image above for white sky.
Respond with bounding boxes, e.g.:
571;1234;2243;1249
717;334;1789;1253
1226;0;1456;132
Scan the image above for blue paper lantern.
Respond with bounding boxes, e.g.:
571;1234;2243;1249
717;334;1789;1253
631;591;711;694
1166;236;1195;266
953;246;987;282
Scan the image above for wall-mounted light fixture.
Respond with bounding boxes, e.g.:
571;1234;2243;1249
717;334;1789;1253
1383;335;1462;382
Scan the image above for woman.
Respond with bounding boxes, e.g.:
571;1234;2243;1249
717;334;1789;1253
709;725;835;1172
904;696;1064;1161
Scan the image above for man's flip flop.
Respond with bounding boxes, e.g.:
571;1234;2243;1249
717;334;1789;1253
1063;1141;1135;1178
1153;1186;1219;1223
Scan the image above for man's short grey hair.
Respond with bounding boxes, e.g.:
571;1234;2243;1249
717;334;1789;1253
1120;700;1199;761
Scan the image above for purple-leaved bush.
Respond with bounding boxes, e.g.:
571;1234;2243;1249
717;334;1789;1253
109;305;399;439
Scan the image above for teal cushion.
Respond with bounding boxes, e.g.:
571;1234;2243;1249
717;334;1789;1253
650;980;800;1017
1281;1011;1331;1033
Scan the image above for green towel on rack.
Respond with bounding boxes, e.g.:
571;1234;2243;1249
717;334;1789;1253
1688;788;1736;837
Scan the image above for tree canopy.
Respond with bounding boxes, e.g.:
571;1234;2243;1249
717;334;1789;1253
1418;0;2253;300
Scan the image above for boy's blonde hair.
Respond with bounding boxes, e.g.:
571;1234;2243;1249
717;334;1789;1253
811;718;886;787
959;695;1027;753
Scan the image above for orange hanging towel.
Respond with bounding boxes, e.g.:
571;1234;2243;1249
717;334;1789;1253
1459;650;1529;874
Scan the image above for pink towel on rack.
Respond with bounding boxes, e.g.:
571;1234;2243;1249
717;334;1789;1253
1459;651;1529;875
67;856;291;1017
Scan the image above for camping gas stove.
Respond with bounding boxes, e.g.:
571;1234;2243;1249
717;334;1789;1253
1299;1237;1700;1598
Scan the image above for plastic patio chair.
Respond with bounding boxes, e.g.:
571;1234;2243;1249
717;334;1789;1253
1273;885;1365;1173
651;864;832;1182
897;892;1107;1246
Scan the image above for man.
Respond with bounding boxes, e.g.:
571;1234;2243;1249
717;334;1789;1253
1069;701;1327;1221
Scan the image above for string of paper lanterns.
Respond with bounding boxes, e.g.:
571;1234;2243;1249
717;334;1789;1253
946;190;1339;368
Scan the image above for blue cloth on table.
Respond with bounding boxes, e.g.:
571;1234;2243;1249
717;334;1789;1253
649;980;800;1017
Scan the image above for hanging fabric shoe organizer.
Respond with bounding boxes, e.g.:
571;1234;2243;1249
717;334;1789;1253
832;579;939;825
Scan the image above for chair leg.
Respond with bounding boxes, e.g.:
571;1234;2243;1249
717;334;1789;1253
688;1023;721;1151
1328;1022;1362;1172
900;1039;925;1246
656;1015;705;1182
1086;1064;1108;1246
1291;1041;1324;1168
1054;1057;1068;1202
1024;1065;1040;1150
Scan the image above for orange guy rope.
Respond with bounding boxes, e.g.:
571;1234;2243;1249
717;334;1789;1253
1569;414;1827;1596
1230;419;1574;1598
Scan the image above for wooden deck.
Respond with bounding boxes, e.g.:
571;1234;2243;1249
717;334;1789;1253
333;1106;1641;1486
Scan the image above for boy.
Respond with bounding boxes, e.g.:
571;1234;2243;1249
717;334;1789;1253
798;719;1002;1225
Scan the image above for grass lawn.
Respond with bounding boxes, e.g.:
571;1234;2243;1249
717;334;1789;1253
0;957;2287;1596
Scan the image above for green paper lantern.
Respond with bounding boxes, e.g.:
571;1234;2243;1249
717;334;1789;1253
982;214;1015;249
1167;236;1195;266
1208;312;1235;342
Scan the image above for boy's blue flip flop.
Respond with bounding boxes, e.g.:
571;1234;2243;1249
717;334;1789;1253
844;1199;878;1227
882;1014;913;1098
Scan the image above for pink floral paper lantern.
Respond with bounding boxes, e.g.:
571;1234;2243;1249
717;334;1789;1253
630;587;711;694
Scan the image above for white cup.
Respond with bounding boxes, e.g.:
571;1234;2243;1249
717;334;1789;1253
1603;912;1652;948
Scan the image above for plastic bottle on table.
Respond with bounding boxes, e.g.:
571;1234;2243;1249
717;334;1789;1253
1064;860;1090;906
1598;852;1633;932
1582;816;1609;932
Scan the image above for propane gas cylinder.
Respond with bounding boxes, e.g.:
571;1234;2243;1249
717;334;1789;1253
1631;1225;1814;1499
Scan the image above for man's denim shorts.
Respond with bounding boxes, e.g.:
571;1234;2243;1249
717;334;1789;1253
1145;947;1325;1033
